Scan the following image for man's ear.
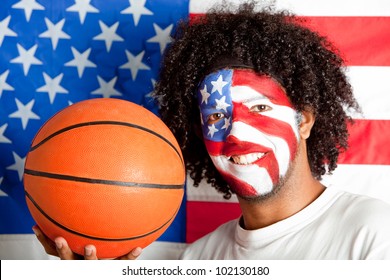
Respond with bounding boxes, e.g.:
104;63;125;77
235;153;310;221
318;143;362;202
299;108;315;140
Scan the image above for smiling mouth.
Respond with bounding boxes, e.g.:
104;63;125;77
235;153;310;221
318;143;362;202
227;152;266;165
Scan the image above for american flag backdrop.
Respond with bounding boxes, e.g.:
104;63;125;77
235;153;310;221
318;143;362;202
0;0;390;259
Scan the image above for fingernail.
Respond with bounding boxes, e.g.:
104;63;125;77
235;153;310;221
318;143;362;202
84;246;93;257
55;239;63;250
132;247;142;257
32;226;39;237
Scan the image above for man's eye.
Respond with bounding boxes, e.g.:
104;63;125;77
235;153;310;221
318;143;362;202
207;112;225;124
250;104;272;113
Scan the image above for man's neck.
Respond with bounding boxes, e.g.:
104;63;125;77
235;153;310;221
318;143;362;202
238;178;325;230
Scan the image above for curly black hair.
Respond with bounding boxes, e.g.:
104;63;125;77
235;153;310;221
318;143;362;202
154;2;360;199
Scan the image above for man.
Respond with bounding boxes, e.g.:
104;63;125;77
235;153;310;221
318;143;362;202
34;2;390;259
153;2;390;259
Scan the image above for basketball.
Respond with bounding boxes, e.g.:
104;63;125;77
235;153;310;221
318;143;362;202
23;98;185;259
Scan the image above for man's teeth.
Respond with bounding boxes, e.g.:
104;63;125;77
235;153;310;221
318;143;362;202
228;153;265;165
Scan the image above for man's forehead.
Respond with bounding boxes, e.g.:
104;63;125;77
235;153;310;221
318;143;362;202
201;68;291;106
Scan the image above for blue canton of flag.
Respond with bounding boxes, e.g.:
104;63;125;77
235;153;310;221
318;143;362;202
197;69;233;142
0;0;188;244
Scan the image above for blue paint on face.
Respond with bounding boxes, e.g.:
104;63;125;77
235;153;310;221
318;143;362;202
197;69;234;141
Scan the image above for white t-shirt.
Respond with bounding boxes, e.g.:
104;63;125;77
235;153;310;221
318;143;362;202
181;187;390;259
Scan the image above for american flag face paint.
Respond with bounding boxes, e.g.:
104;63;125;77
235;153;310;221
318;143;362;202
197;69;300;198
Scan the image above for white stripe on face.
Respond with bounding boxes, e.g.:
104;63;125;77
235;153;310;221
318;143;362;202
231;85;300;140
210;154;274;195
229;121;291;176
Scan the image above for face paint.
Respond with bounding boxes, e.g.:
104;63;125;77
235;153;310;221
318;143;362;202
197;69;300;198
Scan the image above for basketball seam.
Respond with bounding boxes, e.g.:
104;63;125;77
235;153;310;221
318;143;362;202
24;169;184;189
29;121;184;165
25;190;181;242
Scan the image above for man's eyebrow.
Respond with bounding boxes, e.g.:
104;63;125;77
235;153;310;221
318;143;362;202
234;94;271;104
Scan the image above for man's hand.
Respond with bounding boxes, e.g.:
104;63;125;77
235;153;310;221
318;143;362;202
32;225;142;260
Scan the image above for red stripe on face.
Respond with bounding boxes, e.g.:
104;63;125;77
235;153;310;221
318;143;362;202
232;102;299;160
232;69;293;108
217;168;258;197
204;138;280;187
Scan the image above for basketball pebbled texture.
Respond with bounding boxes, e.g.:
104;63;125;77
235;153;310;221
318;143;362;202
23;98;185;258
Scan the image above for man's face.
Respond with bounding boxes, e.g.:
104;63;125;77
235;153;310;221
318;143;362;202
197;69;300;199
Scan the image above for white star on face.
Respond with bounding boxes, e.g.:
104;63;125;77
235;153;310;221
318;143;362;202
208;124;219;138
12;0;45;22
120;50;150;80
91;76;122;98
147;23;173;54
39;18;70;50
121;0;153;26
211;75;228;95
0;124;12;144
10;44;43;76
215;96;231;112
0;70;14;98
37;73;68;104
66;0;99;24
9;99;40;130
6;152;26;181
0;16;17;46
199;84;210;104
65;47;97;78
221;117;231;130
93;21;124;52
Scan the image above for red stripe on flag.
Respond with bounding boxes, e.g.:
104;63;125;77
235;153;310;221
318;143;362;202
339;119;390;165
186;201;241;243
190;14;390;66
296;16;390;66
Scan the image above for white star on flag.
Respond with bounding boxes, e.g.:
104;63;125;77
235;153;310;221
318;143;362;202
208;124;219;138
37;73;69;104
0;124;12;144
12;0;45;22
10;44;43;76
39;18;70;50
120;50;150;80
144;78;159;106
93;21;124;52
9;99;40;130
0;16;17;46
66;0;99;24
0;70;14;98
211;75;228;95
215;96;230;112
65;47;97;78
6;152;26;181
147;23;173;54
91;76;122;98
0;176;6;197
199;84;210;104
121;0;153;26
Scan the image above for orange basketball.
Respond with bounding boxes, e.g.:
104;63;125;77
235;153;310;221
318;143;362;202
23;98;185;259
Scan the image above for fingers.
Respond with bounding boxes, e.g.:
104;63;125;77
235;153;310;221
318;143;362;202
84;245;98;260
32;225;58;257
33;225;131;260
118;247;143;260
53;237;80;260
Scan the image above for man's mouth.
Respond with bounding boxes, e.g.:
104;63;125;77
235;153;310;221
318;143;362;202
227;152;266;165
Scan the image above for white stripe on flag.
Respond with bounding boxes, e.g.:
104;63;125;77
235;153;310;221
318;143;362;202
347;66;390;120
188;164;390;205
189;0;390;16
321;164;390;204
